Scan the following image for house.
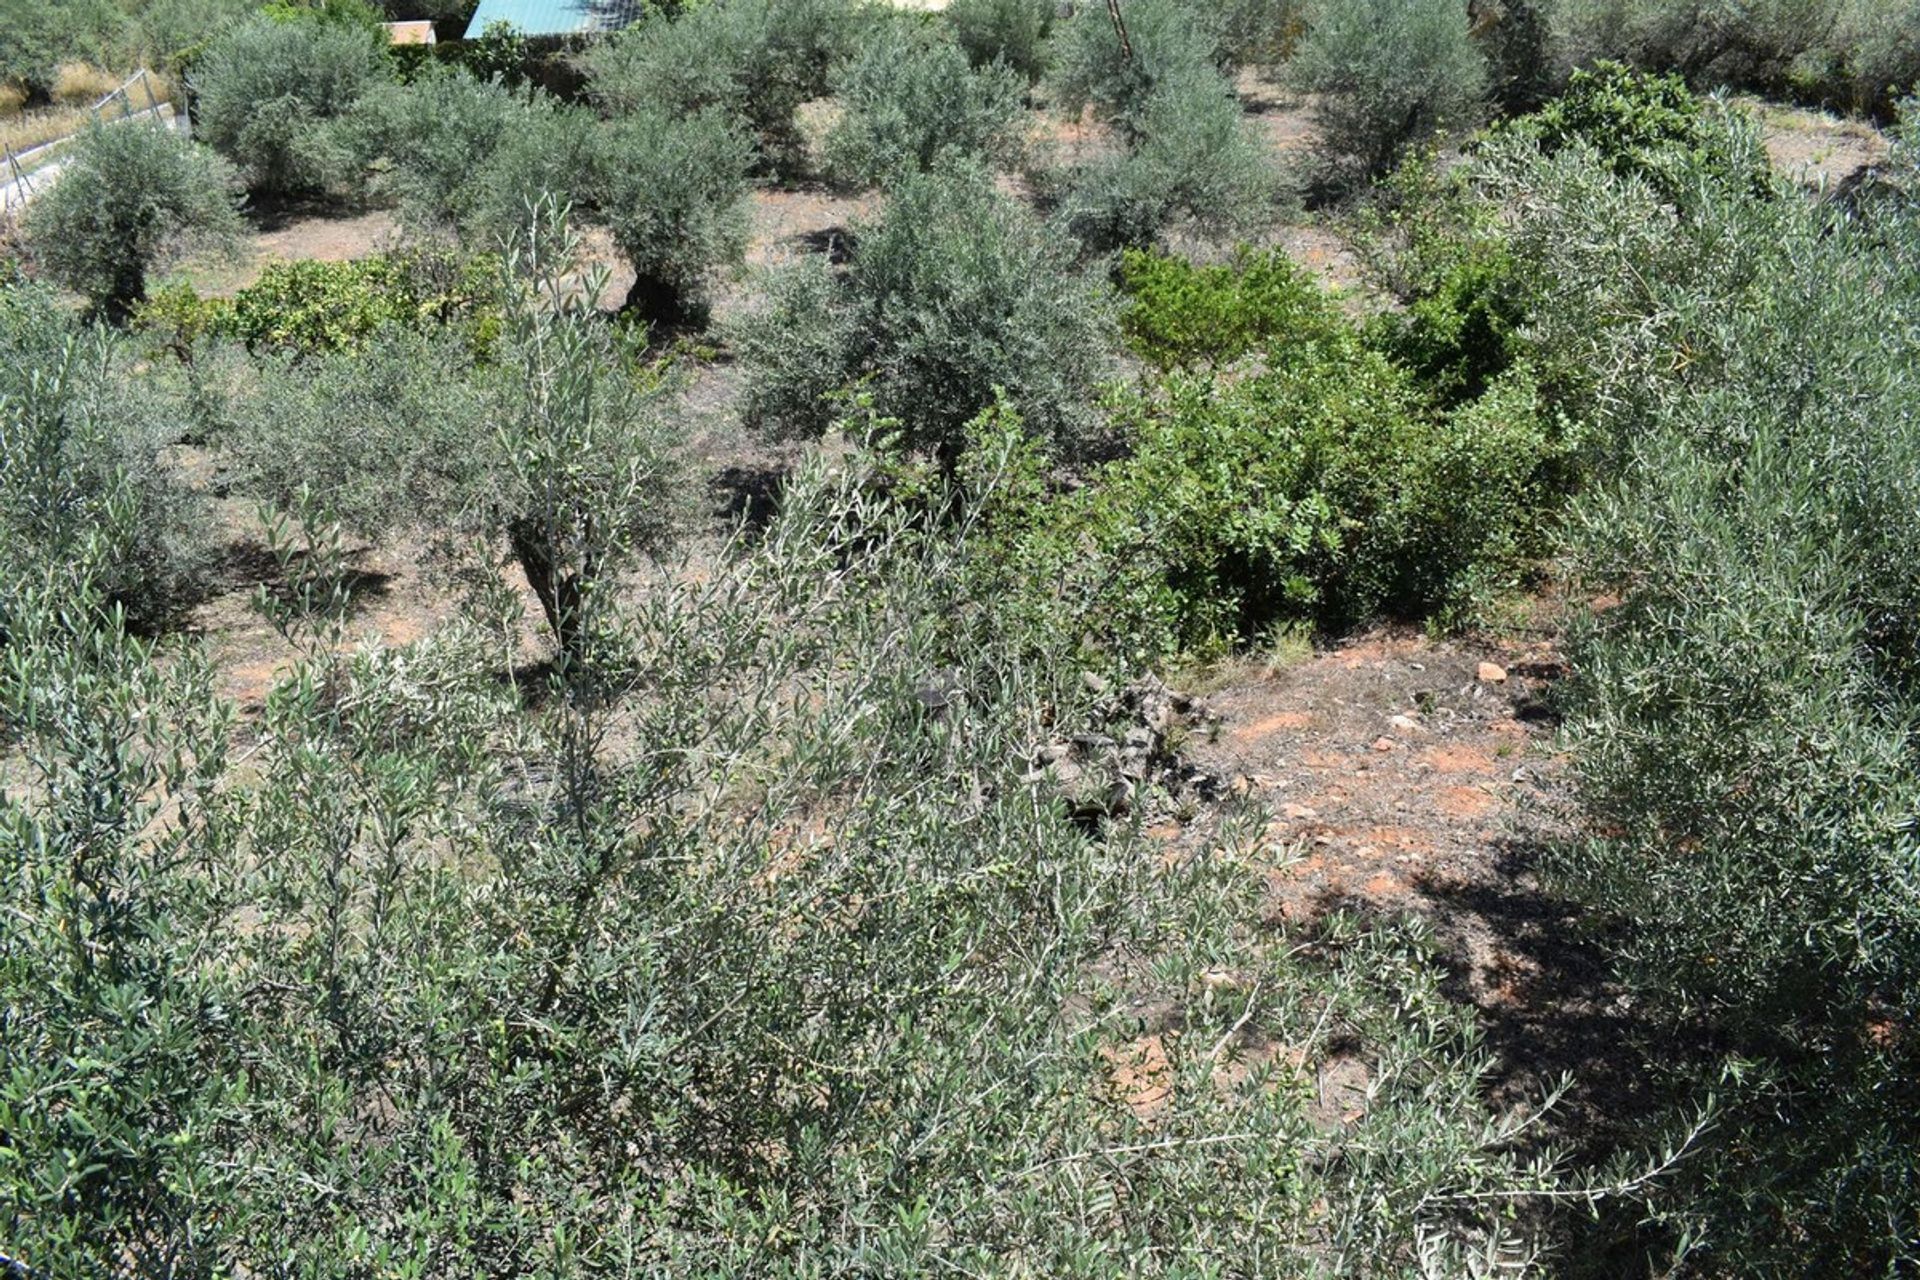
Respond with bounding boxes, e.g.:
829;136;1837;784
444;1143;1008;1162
462;0;647;39
382;20;438;44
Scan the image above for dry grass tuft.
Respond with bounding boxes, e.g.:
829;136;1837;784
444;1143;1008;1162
52;63;122;106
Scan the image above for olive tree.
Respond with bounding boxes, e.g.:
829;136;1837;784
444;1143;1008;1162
1056;60;1277;252
0;280;211;629
584;0;867;178
824;24;1027;188
1287;0;1489;179
733;162;1117;461
945;0;1055;82
593;106;754;326
1048;0;1226;139
190;12;390;197
221;203;682;666
25;120;244;323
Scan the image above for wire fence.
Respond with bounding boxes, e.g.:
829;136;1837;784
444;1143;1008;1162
2;69;179;212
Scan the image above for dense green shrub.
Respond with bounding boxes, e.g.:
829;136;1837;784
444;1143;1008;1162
1054;60;1278;252
24;120;244;323
1354;152;1527;404
594;105;754;325
1508;60;1769;198
189;12;391;197
223;250;503;355
1119;245;1339;369
733;163;1116;461
944;0;1053;82
1287;0;1488;179
823;24;1026;188
584;0;868;178
1053;315;1559;651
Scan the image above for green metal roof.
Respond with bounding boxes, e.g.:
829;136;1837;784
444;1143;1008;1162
463;0;645;39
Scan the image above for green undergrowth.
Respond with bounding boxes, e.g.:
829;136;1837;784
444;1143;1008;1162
964;245;1571;664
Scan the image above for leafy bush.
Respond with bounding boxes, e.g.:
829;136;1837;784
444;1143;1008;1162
733;162;1117;461
1506;60;1769;199
584;0;868;178
1354;152;1528;404
958;246;1565;656
1073;330;1557;650
1119;245;1339;369
944;0;1053;82
1054;60;1278;252
1287;0;1488;180
23;120;244;323
224;250;503;356
823;24;1026;188
131;279;236;362
594;105;754;325
189;12;390;197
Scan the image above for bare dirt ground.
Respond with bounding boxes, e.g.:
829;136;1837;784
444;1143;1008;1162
1747;95;1891;191
1146;627;1663;1151
173;206;401;297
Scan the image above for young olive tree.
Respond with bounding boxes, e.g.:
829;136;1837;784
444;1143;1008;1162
824;24;1027;189
1056;60;1277;252
190;11;390;197
343;66;531;230
584;0;868;178
25;120;244;324
0;282;211;630
485;206;682;661
945;0;1055;82
221;203;681;666
1287;0;1489;179
1048;0;1226;139
733;162;1116;461
593;105;754;325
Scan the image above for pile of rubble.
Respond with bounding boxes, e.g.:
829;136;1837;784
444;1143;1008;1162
1027;673;1222;821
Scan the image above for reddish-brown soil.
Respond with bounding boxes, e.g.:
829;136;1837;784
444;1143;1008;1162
1154;630;1569;1011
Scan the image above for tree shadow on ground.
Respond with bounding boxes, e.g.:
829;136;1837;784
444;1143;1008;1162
1415;841;1725;1277
1296;837;1724;1276
709;463;789;535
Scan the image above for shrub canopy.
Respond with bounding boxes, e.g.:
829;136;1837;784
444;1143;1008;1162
190;12;391;197
25;120;244;322
734;163;1117;461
